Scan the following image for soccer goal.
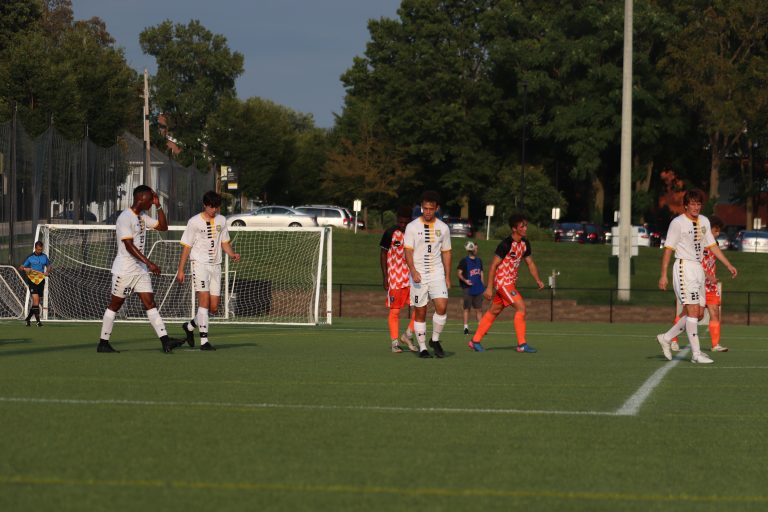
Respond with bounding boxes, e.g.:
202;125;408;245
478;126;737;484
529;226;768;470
0;265;28;319
34;224;333;325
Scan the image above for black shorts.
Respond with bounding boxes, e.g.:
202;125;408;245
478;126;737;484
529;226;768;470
462;288;483;310
25;276;45;296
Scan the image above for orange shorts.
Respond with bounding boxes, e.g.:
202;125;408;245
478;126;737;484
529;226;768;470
492;285;524;307
706;289;721;306
386;287;410;309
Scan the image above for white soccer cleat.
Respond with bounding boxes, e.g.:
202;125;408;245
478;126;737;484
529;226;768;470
400;332;418;352
670;341;680;352
657;334;672;361
691;352;714;364
712;345;729;352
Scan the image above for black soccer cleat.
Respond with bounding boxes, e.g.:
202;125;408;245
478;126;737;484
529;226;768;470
429;340;445;358
97;340;120;353
181;322;195;347
161;336;184;353
200;342;216;351
463;327;469;335
37;321;43;327
25;320;31;327
419;349;433;359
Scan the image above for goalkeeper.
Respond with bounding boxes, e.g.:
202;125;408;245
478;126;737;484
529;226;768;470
19;241;51;326
177;191;241;351
97;185;181;354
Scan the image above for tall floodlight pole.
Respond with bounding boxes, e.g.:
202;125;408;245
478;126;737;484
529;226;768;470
618;0;633;301
520;81;528;211
143;68;151;187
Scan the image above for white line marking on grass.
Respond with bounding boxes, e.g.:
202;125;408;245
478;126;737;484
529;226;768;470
0;396;616;416
614;348;690;416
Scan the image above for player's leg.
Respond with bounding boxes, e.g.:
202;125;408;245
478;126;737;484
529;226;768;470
657;260;692;361
670;313;681;351
97;275;132;353
410;282;431;357
32;284;43;325
135;275;179;353
399;303;417;351
195;291;214;350
427;281;449;358
472;294;483;329
25;290;38;325
707;291;726;352
462;289;471;335
470;299;504;351
510;293;536;353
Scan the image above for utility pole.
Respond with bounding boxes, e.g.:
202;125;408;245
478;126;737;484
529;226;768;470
8;102;17;264
618;0;634;301
143;68;151;187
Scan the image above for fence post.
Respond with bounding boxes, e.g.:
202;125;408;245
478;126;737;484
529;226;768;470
549;286;554;322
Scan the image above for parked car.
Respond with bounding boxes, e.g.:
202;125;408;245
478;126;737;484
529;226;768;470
54;210;98;222
342;208;366;230
635;226;652;247
716;233;730;251
295;205;351;229
227;206;318;228
645;225;665;247
553;222;586;243
583;223;604;244
443;216;474;237
735;230;768;253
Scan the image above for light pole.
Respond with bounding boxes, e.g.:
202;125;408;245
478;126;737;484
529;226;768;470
520;81;528;212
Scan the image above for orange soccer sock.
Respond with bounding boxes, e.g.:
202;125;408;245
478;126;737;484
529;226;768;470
709;320;721;346
407;312;415;334
514;311;526;345
472;312;495;342
388;308;400;340
671;315;681;343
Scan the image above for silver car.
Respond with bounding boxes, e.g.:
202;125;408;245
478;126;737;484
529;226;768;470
227;206;318;227
736;230;768;253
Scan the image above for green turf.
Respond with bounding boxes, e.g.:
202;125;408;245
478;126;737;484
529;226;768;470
2;319;767;511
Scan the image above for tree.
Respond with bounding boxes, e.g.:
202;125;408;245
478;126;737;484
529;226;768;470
483;165;566;227
0;0;42;52
140;20;244;165
660;0;768;200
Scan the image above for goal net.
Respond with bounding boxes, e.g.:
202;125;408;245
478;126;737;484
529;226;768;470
0;265;27;319
34;224;332;325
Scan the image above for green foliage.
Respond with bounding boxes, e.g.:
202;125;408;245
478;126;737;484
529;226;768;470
483;165;566;227
140;19;244;165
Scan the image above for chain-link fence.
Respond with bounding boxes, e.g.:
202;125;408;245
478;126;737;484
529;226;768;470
1;117;214;265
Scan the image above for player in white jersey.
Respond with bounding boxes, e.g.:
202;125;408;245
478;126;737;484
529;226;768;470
97;185;182;354
656;189;737;364
177;191;241;351
404;190;452;358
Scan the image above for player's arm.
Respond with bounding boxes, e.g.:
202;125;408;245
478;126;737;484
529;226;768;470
658;247;673;290
707;244;737;279
152;193;168;232
404;247;421;283
222;240;240;263
524;255;545;290
442;249;451;288
380;248;389;290
457;266;470;287
123;239;161;275
177;244;192;283
19;257;31;273
483;256;502;300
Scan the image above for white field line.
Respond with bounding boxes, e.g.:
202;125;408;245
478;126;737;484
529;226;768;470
614;347;690;416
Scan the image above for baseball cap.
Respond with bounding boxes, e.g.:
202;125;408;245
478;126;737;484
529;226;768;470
464;241;476;251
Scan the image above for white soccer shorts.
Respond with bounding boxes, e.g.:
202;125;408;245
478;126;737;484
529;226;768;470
111;273;153;298
672;258;706;307
409;278;449;308
191;261;222;295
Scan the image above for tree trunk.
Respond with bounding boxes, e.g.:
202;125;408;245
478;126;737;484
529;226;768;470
709;132;721;201
592;175;604;221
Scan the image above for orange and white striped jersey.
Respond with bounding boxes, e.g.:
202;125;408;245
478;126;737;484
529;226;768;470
494;236;532;288
702;247;718;293
380;226;410;290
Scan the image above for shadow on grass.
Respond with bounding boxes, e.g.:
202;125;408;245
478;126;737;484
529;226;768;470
0;342;92;357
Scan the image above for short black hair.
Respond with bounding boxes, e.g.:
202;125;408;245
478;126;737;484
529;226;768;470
34;241;44;248
203;190;222;208
508;212;527;229
709;215;724;229
421;190;441;205
396;204;412;218
684;188;706;205
133;184;152;197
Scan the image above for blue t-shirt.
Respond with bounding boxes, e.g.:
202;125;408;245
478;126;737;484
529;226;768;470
22;253;50;273
457;256;484;295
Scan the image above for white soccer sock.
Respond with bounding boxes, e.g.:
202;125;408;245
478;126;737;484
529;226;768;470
100;309;116;341
685;317;701;355
145;308;168;338
663;316;687;341
197;307;209;344
415;321;427;351
431;313;447;341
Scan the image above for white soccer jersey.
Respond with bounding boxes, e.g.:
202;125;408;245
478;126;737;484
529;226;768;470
180;213;230;265
664;214;716;262
403;216;452;282
111;208;159;275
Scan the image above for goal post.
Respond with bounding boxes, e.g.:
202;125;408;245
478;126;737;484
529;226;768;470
34;224;333;325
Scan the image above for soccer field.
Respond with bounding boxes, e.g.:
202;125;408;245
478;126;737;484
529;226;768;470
1;319;767;511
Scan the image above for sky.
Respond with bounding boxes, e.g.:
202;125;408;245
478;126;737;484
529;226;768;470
71;0;402;128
